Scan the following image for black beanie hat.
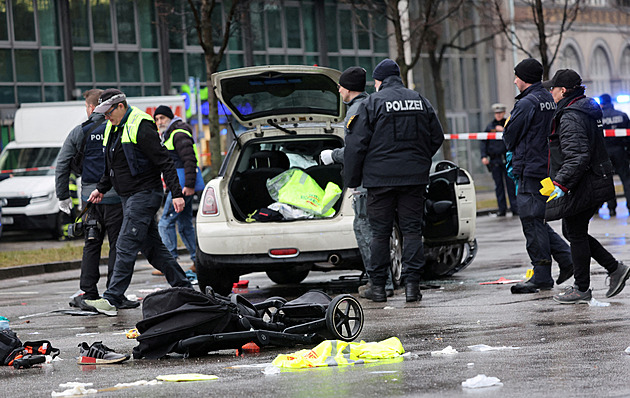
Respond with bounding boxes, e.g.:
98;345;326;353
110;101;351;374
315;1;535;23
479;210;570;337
154;105;174;120
372;59;400;81
339;67;366;92
514;58;543;84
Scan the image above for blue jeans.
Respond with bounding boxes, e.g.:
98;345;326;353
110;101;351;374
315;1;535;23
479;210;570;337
367;185;426;286
158;192;196;262
103;190;192;307
517;177;572;285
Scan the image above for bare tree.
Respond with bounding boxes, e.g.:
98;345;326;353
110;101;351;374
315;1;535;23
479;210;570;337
491;0;582;80
348;0;501;159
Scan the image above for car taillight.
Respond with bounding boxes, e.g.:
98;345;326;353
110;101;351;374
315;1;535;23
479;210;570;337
269;248;299;257
202;187;218;215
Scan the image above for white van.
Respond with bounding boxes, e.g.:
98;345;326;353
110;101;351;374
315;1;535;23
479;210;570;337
0;95;186;238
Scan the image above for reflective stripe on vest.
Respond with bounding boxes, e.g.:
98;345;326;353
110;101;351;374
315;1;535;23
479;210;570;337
103;107;155;176
163;128;201;168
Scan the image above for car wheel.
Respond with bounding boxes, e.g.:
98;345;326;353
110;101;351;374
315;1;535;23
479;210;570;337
389;222;403;287
424;243;465;277
325;295;364;342
198;267;238;297
266;268;310;285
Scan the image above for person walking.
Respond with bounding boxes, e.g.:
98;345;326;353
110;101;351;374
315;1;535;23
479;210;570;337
481;103;517;217
599;93;630;216
55;89;137;311
344;59;444;302
85;89;192;316
502;58;574;294
153;105;204;269
319;66;395;299
543;70;630;303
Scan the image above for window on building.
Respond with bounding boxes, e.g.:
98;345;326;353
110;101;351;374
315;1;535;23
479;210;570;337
590;46;612;96
69;0;90;46
13;0;36;41
620;46;630;93
557;45;582;73
0;0;7;41
0;49;12;82
38;0;59;46
92;0;113;44
15;50;40;82
73;51;92;83
42;49;62;82
94;51;116;82
116;1;136;45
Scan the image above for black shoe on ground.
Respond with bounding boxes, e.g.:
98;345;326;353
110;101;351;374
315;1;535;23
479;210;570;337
510;280;553;294
69;296;98;312
363;285;387;302
556;266;574;285
606;262;630;298
117;298;140;309
77;341;130;364
610;208;617;217
497;211;506;217
405;282;422;302
553;286;592;304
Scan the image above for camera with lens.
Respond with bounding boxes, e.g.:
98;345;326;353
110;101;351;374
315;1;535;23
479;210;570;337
67;219;101;240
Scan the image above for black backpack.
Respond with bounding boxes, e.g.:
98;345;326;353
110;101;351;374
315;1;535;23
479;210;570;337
0;329;22;366
133;287;247;359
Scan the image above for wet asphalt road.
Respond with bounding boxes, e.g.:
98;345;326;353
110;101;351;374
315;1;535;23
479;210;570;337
1;208;630;397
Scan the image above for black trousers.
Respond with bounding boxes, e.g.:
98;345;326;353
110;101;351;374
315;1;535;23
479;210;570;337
80;202;123;300
367;185;426;286
562;205;618;291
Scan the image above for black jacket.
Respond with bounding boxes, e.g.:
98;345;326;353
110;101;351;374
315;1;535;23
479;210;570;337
97;113;182;198
503;82;557;180
546;91;614;220
344;75;444;188
481;118;508;163
164;118;198;189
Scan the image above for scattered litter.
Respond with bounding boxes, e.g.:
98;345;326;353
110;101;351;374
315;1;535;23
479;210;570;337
75;332;99;337
241;341;260;353
19;309;99;319
156;374;218;382
370;371;398;374
525;269;534;279
588;298;610;307
383;306;396;310
468;344;520;352
28;332;40;335
233;280;249;289
51;382;97;397
113;380;161;388
229;363;273;369
431;346;458;356
402;352;419;359
462;374;503;389
126;329;140;339
479;277;523;285
262;366;281;375
625;346;630;355
467;363;474;368
126;294;138;301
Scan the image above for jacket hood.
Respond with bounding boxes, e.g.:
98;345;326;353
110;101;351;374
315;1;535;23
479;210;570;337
560;94;603;121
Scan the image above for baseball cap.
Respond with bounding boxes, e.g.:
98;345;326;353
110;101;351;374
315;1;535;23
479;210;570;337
542;69;582;89
94;89;127;113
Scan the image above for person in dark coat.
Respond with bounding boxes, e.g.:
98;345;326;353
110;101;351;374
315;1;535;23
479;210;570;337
481;103;517;216
599;93;630;216
502;58;574;294
344;59;444;302
543;69;630;304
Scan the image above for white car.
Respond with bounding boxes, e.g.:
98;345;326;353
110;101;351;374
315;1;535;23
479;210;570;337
196;65;477;296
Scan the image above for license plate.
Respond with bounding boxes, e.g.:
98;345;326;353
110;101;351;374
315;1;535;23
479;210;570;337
1;216;13;225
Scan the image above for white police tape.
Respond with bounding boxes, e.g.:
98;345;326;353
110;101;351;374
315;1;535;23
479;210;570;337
0;166;55;174
444;129;630;140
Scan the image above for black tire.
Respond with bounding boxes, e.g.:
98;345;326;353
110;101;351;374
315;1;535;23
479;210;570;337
424;243;465;278
325;295;364;342
266;268;310;285
389;222;403;287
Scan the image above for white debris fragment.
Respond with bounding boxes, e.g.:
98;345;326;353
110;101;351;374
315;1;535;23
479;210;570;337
431;346;458;356
468;344;520;352
114;380;161;388
624;346;630;355
462;374;503;389
52;383;97;397
588;298;610;307
383;306;396;310
467;363;475;368
262;365;281;375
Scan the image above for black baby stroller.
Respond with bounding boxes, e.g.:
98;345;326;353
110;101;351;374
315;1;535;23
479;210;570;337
133;287;364;359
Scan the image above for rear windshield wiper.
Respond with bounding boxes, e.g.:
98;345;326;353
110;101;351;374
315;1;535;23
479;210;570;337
267;119;296;135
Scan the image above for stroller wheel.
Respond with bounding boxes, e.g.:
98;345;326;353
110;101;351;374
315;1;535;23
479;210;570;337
325;295;364;342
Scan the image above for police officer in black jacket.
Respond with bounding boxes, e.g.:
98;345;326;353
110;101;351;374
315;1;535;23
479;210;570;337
345;59;444;302
599;93;630;216
503;58;573;294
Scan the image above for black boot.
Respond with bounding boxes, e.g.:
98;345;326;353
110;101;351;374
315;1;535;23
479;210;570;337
405;282;422;302
364;285;387;302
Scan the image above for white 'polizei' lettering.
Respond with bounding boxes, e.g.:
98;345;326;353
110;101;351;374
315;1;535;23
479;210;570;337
385;99;423;112
91;134;104;141
602;115;624;126
539;101;556;111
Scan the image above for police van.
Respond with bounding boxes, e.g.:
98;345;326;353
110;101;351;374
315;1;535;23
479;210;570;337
0;95;185;238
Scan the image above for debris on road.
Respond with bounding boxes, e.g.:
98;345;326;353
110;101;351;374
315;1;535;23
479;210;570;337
430;346;458;356
468;344;520;352
156;373;218;382
462;374;503;389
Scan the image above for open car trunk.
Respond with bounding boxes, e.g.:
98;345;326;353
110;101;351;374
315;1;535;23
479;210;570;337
228;135;346;222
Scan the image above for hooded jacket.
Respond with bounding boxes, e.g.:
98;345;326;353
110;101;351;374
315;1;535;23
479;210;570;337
503;82;557;180
344;75;444;188
545;91;614;220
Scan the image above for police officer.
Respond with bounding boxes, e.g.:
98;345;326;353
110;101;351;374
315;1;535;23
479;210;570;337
345;59;444;302
85;89;192;316
55;89;135;311
481;103;517;217
503;58;573;294
320;66;394;298
599;93;630;216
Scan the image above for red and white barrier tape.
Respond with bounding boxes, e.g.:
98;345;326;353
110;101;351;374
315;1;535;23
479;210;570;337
444;129;630;140
0;166;55;174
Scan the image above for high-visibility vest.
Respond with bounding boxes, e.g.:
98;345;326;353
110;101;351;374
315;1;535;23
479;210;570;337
163;128;201;168
103;106;155;176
